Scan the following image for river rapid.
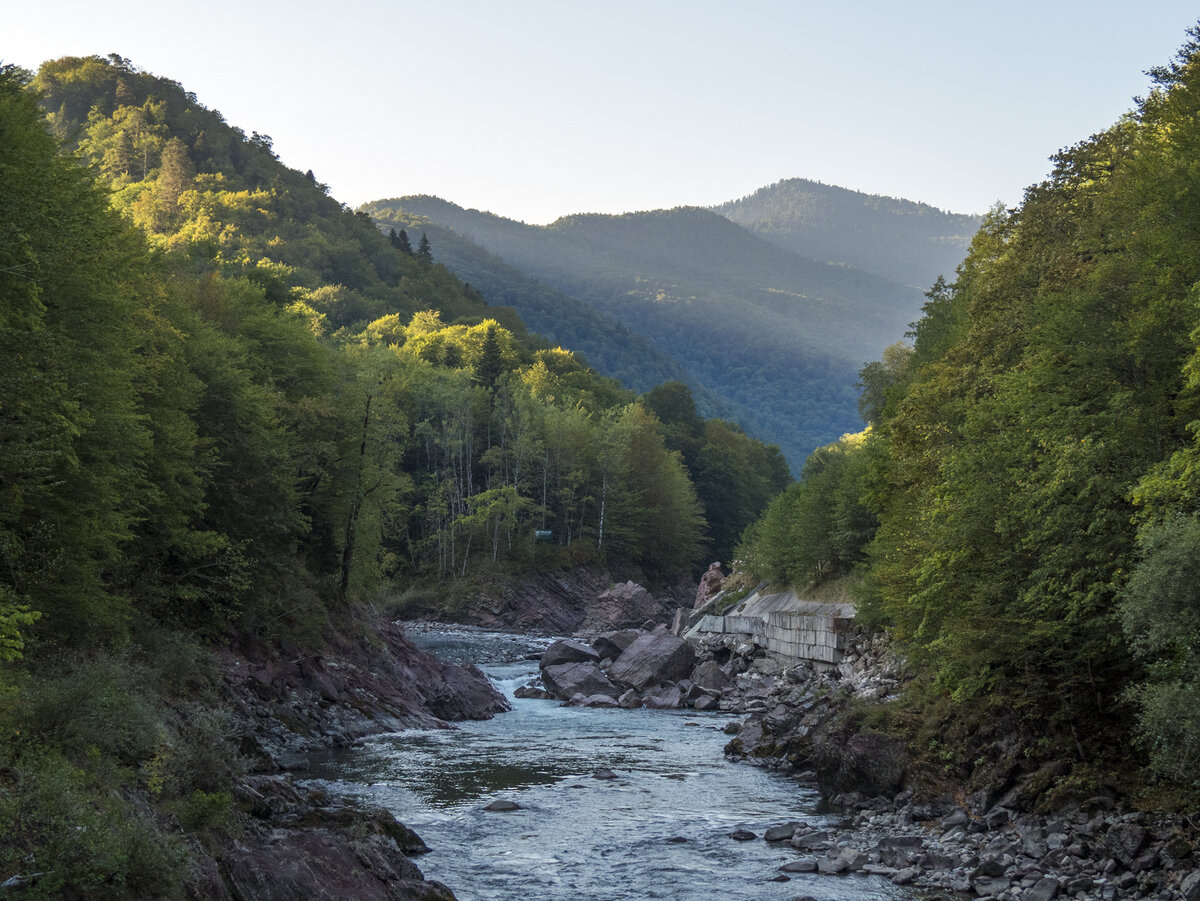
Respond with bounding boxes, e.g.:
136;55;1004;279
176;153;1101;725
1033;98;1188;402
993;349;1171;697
305;626;914;901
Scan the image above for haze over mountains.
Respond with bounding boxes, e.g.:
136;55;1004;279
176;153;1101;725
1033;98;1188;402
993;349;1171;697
363;182;981;468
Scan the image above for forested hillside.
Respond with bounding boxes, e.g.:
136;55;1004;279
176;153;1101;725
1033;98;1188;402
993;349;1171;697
0;55;790;894
737;27;1200;804
712;178;981;289
369;214;720;402
362;196;928;468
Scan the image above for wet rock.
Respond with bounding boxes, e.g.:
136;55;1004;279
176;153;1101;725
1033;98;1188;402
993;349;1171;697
729;830;757;841
483;800;521;812
513;684;555;700
642;684;683;709
780;858;818;873
617;688;643;709
609;631;696;691
593;768;618;780
764;822;802;842
541;661;619;700
570;693;621;708
539;638;601;669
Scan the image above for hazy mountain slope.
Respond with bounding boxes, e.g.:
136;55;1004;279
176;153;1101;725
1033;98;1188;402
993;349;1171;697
713;178;982;289
363;208;726;409
364;197;927;467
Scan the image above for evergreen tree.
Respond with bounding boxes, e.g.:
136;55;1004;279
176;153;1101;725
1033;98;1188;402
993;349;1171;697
416;232;432;263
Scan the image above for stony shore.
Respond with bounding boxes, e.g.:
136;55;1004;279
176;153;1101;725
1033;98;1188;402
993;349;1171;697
522;610;1198;901
184;612;509;900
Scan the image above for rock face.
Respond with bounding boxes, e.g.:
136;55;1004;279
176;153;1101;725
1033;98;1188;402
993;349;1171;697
694;562;725;609
211;776;455;901
393;569;690;634
608;631;696;691
583;580;672;632
198;614;512;900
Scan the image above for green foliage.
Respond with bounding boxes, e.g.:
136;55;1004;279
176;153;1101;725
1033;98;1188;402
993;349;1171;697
0;747;187;899
852;22;1200;796
736;430;873;588
361;195;930;468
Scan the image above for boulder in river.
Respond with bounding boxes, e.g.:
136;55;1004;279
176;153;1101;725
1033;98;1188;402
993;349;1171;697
590;629;640;662
539;638;601;669
541;661;620;700
609;631;696;691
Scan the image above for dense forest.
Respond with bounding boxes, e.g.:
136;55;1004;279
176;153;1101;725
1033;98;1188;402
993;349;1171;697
360;195;930;469
737;28;1200;804
0;55;789;894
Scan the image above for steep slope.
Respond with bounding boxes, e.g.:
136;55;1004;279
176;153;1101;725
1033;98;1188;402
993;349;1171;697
364;196;926;467
713;177;981;289
366;210;726;409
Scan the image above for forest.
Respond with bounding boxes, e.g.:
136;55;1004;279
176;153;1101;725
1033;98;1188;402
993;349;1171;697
737;28;1200;805
0;55;788;894
360;195;932;469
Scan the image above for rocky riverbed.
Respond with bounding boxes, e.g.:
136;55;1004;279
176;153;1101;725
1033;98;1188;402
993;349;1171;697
520;615;1199;901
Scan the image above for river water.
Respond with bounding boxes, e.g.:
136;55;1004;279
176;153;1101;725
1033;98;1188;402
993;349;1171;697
305;627;912;901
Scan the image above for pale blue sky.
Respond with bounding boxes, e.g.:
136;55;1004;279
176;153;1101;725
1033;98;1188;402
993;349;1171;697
6;1;1198;222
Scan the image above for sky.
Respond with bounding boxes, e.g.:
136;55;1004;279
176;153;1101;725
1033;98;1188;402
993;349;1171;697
6;1;1199;224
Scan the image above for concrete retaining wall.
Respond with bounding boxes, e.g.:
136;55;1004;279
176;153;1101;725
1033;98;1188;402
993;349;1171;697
690;603;853;667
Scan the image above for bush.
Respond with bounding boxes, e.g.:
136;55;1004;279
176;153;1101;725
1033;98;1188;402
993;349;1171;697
0;747;186;899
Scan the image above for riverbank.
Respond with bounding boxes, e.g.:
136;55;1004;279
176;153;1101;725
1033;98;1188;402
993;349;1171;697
514;604;1197;901
183;609;510;900
713;634;1199;901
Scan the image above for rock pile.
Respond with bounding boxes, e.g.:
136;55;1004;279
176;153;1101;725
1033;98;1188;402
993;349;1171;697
753;798;1197;901
526;626;707;710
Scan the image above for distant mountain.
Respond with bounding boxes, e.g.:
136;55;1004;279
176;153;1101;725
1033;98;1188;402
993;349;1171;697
365;209;729;411
363;195;937;468
712;178;982;289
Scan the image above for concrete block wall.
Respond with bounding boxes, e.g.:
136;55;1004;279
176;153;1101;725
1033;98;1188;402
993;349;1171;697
692;609;852;667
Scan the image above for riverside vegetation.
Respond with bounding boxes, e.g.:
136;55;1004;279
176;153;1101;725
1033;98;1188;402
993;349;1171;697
734;24;1200;827
5;20;1200;900
0;55;787;897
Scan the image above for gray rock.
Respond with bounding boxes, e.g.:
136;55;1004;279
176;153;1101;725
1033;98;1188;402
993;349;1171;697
892;867;918;885
539;638;600;669
1183;870;1200;901
790;829;831;850
729;830;756;841
541;661;619;700
483;799;521;811
1025;876;1061;901
780;859;817;873
609;631;696;691
642;684;683;709
972;875;1011;896
590;629;640;661
617;688;642;709
1105;822;1147;866
764;823;802;842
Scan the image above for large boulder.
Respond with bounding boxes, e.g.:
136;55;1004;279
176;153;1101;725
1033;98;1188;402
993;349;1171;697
591;629;640;662
541;662;620;700
582;581;668;631
539;638;601;669
609;631;696;691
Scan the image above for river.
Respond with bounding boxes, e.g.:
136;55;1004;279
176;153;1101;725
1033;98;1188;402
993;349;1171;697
305;626;913;901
